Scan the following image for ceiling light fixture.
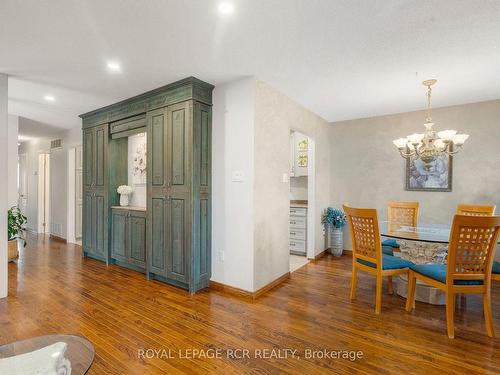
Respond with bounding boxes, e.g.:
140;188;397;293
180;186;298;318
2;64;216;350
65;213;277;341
393;79;469;169
106;61;122;73
218;2;234;15
44;95;55;102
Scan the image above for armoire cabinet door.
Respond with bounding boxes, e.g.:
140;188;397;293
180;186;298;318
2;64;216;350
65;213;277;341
129;212;146;267
166;197;189;283
93;191;107;258
165;102;191;284
149;197;167;276
83;190;94;252
83;129;94;188
111;210;127;262
94;124;108;189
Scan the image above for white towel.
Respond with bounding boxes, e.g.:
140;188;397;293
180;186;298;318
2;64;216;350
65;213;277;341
0;341;72;375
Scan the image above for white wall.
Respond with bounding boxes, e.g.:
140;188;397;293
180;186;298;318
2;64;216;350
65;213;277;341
290;177;308;200
7;115;19;207
330;99;500;258
0;73;8;298
212;77;256;292
253;80;331;289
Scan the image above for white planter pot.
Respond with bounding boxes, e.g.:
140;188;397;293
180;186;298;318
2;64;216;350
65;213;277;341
329;227;343;257
120;194;130;207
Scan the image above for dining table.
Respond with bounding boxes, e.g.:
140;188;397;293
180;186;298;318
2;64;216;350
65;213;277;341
380;221;453;305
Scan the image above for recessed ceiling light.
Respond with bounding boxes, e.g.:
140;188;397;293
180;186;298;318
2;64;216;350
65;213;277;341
218;2;234;15
44;95;55;102
106;61;122;73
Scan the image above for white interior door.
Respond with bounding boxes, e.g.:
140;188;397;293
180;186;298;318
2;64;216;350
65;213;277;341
18;153;28;214
75;145;83;239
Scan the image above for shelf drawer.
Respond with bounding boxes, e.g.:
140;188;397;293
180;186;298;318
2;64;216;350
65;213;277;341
290;239;306;253
289;216;306;228
289;227;306;241
289;207;307;217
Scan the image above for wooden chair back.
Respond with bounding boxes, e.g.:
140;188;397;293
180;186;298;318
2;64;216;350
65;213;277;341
388;201;419;227
456;204;496;217
343;205;382;266
446;215;500;285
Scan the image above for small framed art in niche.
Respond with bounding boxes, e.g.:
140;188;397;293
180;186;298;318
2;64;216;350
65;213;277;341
130;133;147;185
405;152;452;192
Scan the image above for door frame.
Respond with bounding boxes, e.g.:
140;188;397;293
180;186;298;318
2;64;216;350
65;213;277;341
67;145;83;244
18;153;28;215
37;152;50;234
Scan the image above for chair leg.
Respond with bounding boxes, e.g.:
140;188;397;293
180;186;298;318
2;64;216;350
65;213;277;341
484;292;495;338
405;271;416;312
350;264;358;301
446;291;455;339
375;273;383;314
387;276;393;295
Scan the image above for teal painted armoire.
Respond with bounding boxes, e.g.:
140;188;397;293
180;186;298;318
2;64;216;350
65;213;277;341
80;77;214;293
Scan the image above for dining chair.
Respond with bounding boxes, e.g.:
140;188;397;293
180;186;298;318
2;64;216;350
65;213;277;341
382;201;420;255
344;205;414;314
406;214;500;338
456;204;496;216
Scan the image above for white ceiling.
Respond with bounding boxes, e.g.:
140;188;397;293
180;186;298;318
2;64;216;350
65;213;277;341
2;0;500;129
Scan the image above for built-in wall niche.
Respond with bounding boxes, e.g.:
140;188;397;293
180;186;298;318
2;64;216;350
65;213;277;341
128;133;147;207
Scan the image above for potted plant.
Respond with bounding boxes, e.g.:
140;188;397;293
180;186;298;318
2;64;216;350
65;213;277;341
321;207;347;257
117;185;133;207
8;206;27;262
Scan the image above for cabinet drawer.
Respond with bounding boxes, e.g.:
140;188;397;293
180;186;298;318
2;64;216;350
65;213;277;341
289;216;306;228
290;239;306;253
289;207;307;217
289;227;306;240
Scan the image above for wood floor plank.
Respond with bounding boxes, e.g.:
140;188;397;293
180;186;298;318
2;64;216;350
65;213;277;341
0;234;499;374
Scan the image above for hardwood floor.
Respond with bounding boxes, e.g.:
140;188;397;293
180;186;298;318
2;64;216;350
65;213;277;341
1;234;499;374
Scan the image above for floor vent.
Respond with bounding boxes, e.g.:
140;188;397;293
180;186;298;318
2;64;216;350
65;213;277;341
51;139;62;149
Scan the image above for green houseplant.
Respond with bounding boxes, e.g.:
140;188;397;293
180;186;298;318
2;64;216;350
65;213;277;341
8;206;27;261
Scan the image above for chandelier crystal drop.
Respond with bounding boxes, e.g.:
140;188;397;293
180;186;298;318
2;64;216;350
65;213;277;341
393;79;469;168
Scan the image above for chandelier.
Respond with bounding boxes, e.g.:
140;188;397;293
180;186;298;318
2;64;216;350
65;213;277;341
392;79;469;167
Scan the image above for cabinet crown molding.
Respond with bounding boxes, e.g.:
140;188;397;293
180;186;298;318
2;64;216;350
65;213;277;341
79;76;214;128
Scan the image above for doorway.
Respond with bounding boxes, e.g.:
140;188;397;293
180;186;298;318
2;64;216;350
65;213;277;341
37;153;50;234
289;130;315;272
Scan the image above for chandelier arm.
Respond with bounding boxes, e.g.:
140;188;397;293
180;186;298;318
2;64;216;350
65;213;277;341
398;149;416;158
445;147;462;156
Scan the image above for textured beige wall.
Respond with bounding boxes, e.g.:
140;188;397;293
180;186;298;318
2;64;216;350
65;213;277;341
254;81;331;290
330;99;500;256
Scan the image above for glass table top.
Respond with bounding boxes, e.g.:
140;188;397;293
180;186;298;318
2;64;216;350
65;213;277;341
0;334;95;375
380;221;452;244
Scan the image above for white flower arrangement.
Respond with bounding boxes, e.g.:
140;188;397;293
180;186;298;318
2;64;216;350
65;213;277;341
117;185;133;195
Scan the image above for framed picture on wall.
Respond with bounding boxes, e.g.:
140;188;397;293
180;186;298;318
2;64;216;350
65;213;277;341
405;152;453;192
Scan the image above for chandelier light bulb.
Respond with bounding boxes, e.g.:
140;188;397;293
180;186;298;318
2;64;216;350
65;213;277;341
407;133;424;144
393;138;408;149
437;130;457;141
452;133;469;145
434;139;446;150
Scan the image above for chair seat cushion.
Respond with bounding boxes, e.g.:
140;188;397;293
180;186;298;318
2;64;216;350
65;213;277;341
493;261;500;274
382;239;399;248
357;254;414;270
382;245;394;255
410;263;483;285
